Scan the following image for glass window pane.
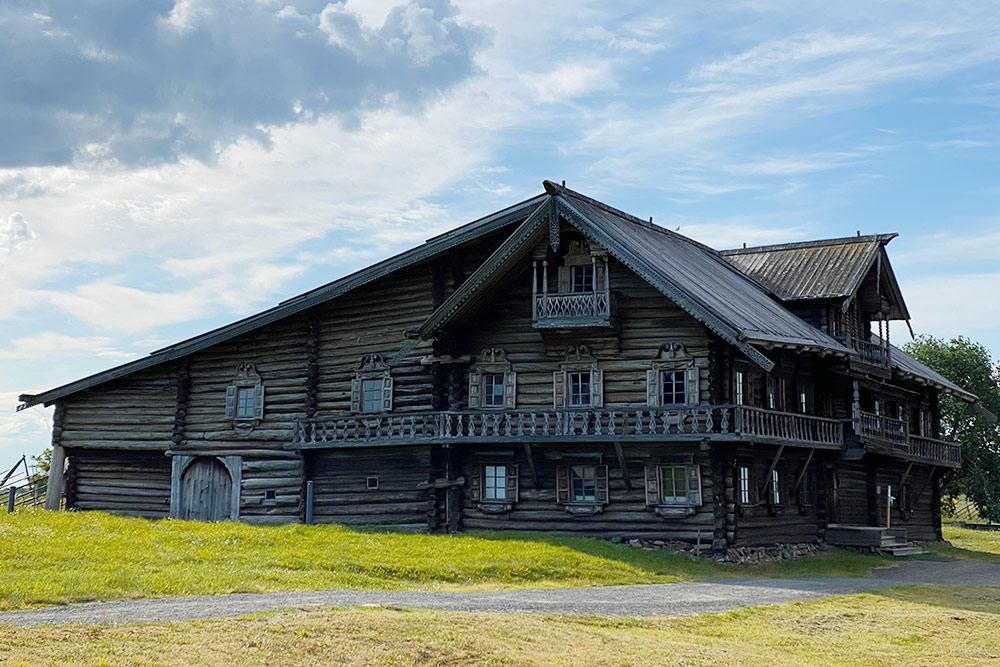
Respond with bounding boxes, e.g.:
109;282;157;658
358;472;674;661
661;370;686;405
569;372;591;406
571;265;594;293
236;386;256;419
484;465;506;500
483;374;505;407
571;465;596;502
362;378;382;412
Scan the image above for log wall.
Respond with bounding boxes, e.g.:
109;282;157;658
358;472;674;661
460;443;716;541
65;448;172;518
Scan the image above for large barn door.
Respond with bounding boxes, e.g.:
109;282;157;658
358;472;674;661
179;457;233;522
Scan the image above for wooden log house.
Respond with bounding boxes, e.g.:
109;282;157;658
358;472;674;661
18;181;976;549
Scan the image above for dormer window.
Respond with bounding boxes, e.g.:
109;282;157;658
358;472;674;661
532;238;612;328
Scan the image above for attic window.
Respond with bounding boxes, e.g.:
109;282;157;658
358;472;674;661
225;363;264;434
236;387;257;420
572;265;594;293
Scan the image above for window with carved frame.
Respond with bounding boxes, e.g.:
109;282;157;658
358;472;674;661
226;363;264;435
553;346;602;409
468;348;516;410
351;354;393;413
646;343;700;408
644;457;703;518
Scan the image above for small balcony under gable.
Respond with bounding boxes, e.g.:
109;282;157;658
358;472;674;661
531;237;614;329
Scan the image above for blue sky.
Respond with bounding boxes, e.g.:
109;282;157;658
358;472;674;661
3;0;1000;464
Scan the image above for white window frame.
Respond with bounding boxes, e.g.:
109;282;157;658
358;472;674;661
771;468;781;506
471;462;519;513
739;464;752;505
644;461;703;518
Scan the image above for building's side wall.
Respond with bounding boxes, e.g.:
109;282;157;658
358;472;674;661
64;449;172;518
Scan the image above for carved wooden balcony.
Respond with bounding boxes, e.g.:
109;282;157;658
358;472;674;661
532;290;613;329
855;411;961;468
291;405;844;450
846;337;891;376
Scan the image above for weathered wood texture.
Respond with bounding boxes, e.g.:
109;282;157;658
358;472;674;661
64;448;171;518
459;443;715;541
731;445;821;546
306;446;436;528
455;254;713;410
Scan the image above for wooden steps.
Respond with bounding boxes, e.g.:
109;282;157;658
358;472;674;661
826;524;924;557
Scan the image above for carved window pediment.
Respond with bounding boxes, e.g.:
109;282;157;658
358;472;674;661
226;363;264;435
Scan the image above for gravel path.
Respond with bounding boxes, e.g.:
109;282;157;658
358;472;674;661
2;556;998;627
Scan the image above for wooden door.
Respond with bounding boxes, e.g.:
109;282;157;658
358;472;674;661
179;457;233;522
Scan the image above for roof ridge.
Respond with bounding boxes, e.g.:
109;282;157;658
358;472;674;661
720;233;898;255
547;181;722;256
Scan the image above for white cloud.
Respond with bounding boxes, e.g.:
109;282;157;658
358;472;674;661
0;212;32;263
0;333;134;361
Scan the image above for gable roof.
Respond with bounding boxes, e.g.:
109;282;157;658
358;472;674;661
411;182;853;372
17;193;547;410
720;235;910;320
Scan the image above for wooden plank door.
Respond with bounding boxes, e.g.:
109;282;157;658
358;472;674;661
180;457;233;522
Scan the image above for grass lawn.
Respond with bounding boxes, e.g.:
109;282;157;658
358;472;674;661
2;586;998;665
933;524;1000;564
0;510;891;611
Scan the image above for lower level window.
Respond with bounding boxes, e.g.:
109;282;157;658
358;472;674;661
739;465;751;504
660;466;687;504
771;469;781;505
484;465;507;500
571;465;596;502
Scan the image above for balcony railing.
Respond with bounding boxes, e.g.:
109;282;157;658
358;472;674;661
856;412;962;467
854;339;890;367
910;436;962;466
533;290;612;328
858;411;908;447
736;406;843;447
292;405;844;449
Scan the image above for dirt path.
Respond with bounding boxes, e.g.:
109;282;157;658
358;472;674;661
2;556;997;627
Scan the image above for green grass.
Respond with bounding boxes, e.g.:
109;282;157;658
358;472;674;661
932;524;1000;564
0;510;891;610
2;586;999;665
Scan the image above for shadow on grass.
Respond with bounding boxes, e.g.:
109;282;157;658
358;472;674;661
875;585;1000;615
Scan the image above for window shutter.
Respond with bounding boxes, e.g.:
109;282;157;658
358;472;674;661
646;370;659;407
254;385;265;420
504;371;517;409
686;465;702;507
468;370;482;409
596;464;610;505
556;466;570;503
644;465;660;507
350;377;361;413
470;466;483;501
225;385;237;419
381;375;393;412
553;371;565;409
591;367;604;408
685;367;699;405
558;266;570;293
506;464;519;503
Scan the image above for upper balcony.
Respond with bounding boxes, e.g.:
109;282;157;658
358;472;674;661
533;289;613;328
856;411;961;468
845;335;891;376
290;404;844;450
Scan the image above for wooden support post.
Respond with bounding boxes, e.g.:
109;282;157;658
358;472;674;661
792;448;815;494
305;480;314;525
523;443;539;490
759;444;785;500
542;260;548;297
45;444;66;511
614;441;631;491
7;487;15;513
